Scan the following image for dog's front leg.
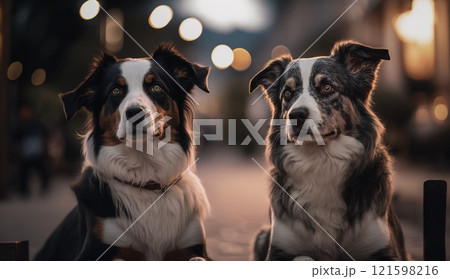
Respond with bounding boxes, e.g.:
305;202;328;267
165;218;208;260
267;217;309;260
266;245;297;261
164;244;207;261
267;246;315;261
293;255;314;261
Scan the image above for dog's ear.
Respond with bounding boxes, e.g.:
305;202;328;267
249;56;292;94
190;63;210;93
59;52;117;120
153;43;210;93
331;41;389;100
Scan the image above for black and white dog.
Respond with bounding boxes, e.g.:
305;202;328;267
250;41;407;260
35;45;211;260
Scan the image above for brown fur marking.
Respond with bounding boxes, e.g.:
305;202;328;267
153;100;180;143
342;96;359;130
174;68;188;78
99;106;121;146
94;218;104;240
285;77;296;90
314;74;325;87
117;77;126;87
144;74;153;84
113;247;146;261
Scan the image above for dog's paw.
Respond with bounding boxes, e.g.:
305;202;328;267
189;257;206;261
293;255;314;261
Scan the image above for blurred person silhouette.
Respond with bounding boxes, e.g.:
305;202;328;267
13;104;49;197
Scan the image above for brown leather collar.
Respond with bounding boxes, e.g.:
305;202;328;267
113;176;181;192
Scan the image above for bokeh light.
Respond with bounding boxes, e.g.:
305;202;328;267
394;0;434;44
7;61;23;80
31;69;46;86
211;45;234;69
432;96;448;122
148;5;173;29
434;104;448;121
104;9;124;52
179;18;203;41
433;96;447;106
231;48;251;71
79;0;100;20
415;105;431;124
271;45;291;59
180;0;271;33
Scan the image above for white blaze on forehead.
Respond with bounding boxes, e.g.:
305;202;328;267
117;59;157;140
119;59;156;112
297;58;318;92
119;59;153;109
120;59;152;93
287;58;322;125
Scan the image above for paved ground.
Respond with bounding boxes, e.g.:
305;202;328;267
0;149;449;260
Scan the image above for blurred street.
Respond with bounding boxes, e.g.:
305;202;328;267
1;149;448;260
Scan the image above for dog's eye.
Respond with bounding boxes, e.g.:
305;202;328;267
322;84;334;94
111;87;122;96
283;90;292;99
152;84;163;93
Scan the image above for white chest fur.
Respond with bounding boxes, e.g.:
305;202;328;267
281;135;364;227
101;171;209;260
273;135;390;259
84;138;190;186
83;139;209;260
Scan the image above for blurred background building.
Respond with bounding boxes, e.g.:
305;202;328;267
0;0;449;260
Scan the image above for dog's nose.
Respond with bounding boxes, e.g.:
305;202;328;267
289;107;309;126
126;106;146;121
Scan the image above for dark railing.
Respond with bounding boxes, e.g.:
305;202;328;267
424;180;447;261
0;240;29;260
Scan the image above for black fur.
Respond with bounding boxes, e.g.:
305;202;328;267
35;168;120;260
253;229;270;261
